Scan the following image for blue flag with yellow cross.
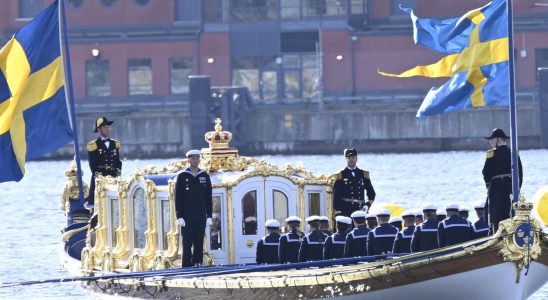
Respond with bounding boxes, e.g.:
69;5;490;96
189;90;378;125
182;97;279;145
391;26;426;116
379;0;509;119
0;1;73;183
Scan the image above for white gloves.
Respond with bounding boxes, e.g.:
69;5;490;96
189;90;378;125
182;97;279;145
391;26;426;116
206;218;212;226
177;218;185;227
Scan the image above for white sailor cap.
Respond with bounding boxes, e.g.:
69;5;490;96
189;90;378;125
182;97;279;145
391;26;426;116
436;209;447;216
376;209;391;217
366;212;377;219
401;210;415;218
414;210;424;217
285;216;301;223
351;211;367;219
445;204;459;211
244;216;257;223
389;217;402;223
474;202;486;209
185;149;201;157
459;206;470;212
335;216;352;225
422;205;437;212
265;219;280;228
306;215;321;223
319;216;329;222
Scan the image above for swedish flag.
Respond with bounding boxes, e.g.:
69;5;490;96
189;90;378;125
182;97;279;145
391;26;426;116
0;1;73;183
379;0;509;119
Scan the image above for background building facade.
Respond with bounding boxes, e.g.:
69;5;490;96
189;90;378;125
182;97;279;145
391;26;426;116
2;0;548;156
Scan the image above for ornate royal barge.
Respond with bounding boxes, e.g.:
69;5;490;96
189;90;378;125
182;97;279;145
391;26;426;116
60;119;548;299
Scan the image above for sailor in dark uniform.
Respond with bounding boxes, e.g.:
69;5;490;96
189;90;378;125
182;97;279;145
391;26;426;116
438;204;473;247
279;216;304;263
175;150;213;267
256;219;281;264
299;216;328;262
323;216;352;259
411;205;439;252
366;212;378;230
367;209;398;256
344;211;370;257
392;210;416;254
86;117;122;209
472;202;490;238
458;206;470;221
414;210;424;226
389;217;403;231
332;149;376;217
482;128;523;233
436;209;447;222
320;216;332;236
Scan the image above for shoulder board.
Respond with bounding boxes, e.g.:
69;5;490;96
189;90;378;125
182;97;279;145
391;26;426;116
87;140;97;152
362;170;370;179
332;172;342;181
114;140;121;150
486;149;494;159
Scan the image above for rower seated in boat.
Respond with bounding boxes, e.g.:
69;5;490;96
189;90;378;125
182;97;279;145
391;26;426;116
344;211;370;258
256;219;281;264
367;209;398;255
279;216;304;263
392;210;416;254
323;216;351;259
299;216;327;262
438;204;473;247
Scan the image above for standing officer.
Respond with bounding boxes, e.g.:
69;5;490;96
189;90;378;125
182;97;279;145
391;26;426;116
367;209;398;256
333;148;376;217
437;204;473;247
86;117;122;209
175;150;213;267
411;205;439;252
482;128;523;233
392;210;416;254
279;216;304;263
323;216;351;259
256;219;281;264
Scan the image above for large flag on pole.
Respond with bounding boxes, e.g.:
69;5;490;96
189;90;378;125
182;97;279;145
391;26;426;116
379;0;509;119
0;1;73;182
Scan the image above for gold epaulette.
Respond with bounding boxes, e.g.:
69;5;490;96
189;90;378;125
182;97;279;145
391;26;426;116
486;149;495;159
333;172;342;181
87;140;97;152
362;170;370;179
114;140;121;150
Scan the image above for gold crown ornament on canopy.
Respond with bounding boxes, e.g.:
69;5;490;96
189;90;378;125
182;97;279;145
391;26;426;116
204;118;233;149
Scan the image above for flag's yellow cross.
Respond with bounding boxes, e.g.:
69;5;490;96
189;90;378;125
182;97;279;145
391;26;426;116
0;38;64;172
379;8;508;107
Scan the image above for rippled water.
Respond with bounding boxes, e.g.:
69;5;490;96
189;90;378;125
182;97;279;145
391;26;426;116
0;150;547;299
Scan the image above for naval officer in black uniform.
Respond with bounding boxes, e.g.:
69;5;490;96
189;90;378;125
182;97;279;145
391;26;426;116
482;128;523;233
256;219;281;264
86;117;122;208
175;149;213;267
333;149;376;217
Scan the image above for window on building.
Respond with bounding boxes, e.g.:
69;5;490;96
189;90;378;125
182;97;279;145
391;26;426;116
230;0;278;22
134;0;149;6
242;191;257;235
232;56;279;101
204;0;227;22
273;190;289;232
128;59;152;95
68;0;84;9
280;0;345;20
282;54;320;99
169;57;193;94
86;60;111;97
101;0;117;8
18;0;43;19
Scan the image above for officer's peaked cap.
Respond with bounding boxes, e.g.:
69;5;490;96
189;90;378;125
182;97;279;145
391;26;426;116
344;148;357;157
94;117;113;132
484;128;510;139
265;219;280;228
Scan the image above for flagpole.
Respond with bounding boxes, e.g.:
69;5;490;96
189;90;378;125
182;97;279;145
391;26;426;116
506;0;520;202
59;0;85;206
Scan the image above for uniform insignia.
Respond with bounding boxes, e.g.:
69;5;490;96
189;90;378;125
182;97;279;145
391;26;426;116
363;170;370;179
114;140;121;150
87;141;98;152
486;149;494;159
